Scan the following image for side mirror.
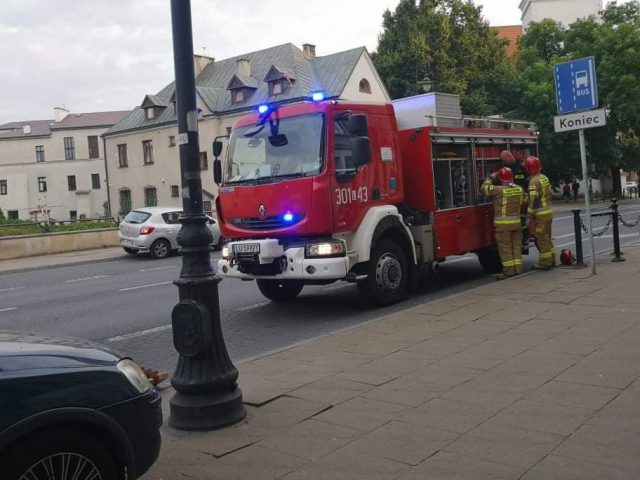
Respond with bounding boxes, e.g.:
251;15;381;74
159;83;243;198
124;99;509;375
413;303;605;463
212;140;223;158
351;137;372;169
268;134;288;147
213;159;222;185
347;114;368;136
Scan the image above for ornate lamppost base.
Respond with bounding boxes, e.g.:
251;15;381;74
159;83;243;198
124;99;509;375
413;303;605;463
169;388;246;431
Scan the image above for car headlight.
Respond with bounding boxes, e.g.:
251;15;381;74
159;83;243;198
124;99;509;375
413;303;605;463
222;245;231;259
305;241;346;258
117;358;153;394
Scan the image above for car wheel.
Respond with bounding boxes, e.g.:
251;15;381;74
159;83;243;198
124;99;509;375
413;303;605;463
123;247;138;255
1;427;121;480
149;239;171;259
476;246;503;274
257;279;304;302
358;238;408;306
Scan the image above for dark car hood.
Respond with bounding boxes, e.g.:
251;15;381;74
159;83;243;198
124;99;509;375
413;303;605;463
0;332;120;372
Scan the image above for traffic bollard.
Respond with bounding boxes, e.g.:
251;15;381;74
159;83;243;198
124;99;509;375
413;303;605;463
572;209;586;267
611;198;625;262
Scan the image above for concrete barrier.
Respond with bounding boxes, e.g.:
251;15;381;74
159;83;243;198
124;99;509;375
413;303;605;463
0;228;119;260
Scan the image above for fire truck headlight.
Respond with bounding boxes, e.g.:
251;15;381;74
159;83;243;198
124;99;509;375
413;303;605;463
222;245;231;259
305;241;346;258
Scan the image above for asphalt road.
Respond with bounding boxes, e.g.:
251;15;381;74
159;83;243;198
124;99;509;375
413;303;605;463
1;202;639;373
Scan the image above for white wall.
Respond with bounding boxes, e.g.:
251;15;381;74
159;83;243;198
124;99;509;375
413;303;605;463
0;126;109;220
340;53;390;102
521;0;603;28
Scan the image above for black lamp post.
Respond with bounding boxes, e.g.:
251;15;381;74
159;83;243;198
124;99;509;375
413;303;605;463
168;0;246;431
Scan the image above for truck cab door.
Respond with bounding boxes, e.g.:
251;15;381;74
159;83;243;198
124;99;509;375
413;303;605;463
330;111;402;233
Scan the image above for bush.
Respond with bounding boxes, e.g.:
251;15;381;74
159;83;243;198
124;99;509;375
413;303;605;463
0;219;118;237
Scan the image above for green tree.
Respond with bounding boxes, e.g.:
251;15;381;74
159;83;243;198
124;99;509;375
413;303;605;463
0;207;5;224
512;2;640;190
567;1;640;193
373;0;514;115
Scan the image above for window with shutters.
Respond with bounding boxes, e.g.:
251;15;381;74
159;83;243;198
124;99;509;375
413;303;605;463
64;137;75;160
119;189;132;215
118;144;128;167
88;136;99;158
144;186;157;207
67;175;77;191
142;140;154;165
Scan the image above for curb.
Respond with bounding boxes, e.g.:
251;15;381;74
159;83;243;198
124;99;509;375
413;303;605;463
0;253;127;275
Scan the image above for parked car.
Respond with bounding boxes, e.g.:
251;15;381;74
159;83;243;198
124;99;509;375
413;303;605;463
118;207;223;259
0;332;162;480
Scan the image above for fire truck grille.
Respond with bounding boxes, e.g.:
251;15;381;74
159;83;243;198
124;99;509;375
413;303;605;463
229;215;304;230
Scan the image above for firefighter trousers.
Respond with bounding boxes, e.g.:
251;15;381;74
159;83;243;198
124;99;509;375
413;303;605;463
534;218;555;267
495;226;523;276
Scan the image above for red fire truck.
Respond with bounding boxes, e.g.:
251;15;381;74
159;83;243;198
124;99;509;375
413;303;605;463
213;93;537;306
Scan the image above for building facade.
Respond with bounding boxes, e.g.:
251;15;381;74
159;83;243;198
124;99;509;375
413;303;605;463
0;109;128;221
520;0;604;28
103;43;390;216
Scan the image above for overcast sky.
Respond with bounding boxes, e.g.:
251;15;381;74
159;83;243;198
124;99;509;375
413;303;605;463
0;0;627;124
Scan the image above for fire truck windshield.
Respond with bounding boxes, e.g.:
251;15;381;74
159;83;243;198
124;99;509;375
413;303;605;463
225;113;325;185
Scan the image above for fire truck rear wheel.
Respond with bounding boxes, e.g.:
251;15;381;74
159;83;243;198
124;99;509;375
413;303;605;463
358;238;408;306
476;246;503;274
257;279;304;302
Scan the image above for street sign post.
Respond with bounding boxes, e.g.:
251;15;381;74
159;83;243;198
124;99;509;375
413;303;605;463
554;57;601;274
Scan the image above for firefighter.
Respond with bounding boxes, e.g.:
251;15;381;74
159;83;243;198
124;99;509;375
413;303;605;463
524;155;555;269
482;167;525;279
499;150;529;253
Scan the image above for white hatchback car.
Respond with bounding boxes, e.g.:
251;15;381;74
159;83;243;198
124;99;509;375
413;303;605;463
119;207;222;259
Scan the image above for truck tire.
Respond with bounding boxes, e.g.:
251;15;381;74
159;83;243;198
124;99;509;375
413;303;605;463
358;238;408;306
257;279;304;302
476;246;503;274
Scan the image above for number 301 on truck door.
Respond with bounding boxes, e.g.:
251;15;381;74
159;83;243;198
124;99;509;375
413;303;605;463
335;187;368;205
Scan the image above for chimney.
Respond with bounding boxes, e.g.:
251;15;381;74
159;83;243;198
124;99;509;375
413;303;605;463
54;107;69;123
302;43;316;59
22;124;31;134
236;58;251;77
194;54;214;77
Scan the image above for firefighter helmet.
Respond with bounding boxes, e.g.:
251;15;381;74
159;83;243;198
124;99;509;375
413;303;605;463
524;156;542;175
560;248;574;266
496;167;514;184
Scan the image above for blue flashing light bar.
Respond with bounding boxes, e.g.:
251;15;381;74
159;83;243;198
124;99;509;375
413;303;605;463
310;91;325;102
257;104;269;114
282;212;294;223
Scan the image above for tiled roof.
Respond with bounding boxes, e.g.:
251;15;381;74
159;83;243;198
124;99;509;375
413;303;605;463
492;25;523;58
104;43;368;136
0;119;53;139
52;111;130;129
0;110;129;139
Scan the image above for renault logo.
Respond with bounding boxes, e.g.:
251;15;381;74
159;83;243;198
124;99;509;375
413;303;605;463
258;204;267;218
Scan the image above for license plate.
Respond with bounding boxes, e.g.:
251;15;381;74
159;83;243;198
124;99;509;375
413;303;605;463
233;243;260;254
121;239;134;247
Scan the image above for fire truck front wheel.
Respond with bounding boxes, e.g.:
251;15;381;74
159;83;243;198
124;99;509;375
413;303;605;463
358;238;408;306
257;279;304;303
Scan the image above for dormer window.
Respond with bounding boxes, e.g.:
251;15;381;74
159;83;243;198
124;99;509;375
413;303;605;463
359;78;372;94
233;89;245;104
271;81;283;96
140;94;170;120
264;65;296;98
145;107;155;120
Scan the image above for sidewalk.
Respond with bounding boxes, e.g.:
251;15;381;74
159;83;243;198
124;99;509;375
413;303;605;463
0;247;125;274
144;242;640;480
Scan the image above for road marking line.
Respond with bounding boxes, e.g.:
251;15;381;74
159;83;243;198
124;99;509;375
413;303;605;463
139;266;175;272
0;286;25;293
237;301;270;311
0;307;18;312
105;324;172;342
119;281;173;292
65;275;109;283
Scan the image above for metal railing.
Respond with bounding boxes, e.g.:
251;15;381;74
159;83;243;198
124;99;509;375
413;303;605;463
571;198;640;265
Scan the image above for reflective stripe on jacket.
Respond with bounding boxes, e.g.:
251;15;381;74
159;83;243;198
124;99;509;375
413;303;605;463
482;179;524;228
527;174;553;219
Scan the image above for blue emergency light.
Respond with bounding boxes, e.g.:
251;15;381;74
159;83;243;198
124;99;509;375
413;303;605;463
310;91;325;102
257;104;269;114
282;212;294;223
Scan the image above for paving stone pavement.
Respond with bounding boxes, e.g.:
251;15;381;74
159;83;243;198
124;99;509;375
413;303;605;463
143;243;640;480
